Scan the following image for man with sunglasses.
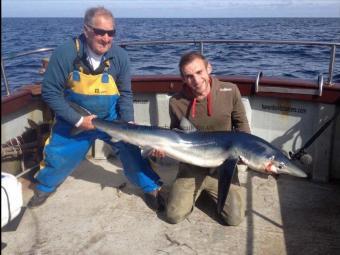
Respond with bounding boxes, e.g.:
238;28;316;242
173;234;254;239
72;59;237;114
28;6;164;212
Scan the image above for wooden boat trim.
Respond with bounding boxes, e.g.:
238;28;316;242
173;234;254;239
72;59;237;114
2;86;41;116
2;75;340;117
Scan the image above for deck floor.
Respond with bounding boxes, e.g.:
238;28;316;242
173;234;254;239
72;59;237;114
2;157;340;255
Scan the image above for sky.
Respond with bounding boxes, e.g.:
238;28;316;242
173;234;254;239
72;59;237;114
2;0;340;18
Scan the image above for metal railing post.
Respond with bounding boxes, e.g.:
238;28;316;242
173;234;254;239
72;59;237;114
199;41;204;55
1;57;10;96
327;44;336;85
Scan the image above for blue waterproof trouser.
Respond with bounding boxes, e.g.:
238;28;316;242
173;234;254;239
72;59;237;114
35;119;161;193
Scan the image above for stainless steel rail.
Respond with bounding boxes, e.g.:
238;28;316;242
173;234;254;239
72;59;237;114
2;47;55;61
1;40;339;96
2;48;54;96
1;58;11;96
255;71;325;96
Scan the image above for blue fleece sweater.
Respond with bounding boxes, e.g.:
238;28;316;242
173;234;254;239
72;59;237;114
42;34;134;125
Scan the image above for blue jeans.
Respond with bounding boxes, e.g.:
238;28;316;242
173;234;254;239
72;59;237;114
35;119;161;193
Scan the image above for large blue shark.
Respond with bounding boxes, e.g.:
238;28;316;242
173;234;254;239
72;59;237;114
70;102;307;214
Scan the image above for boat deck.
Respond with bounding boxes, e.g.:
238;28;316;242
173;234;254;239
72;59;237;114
2;157;340;255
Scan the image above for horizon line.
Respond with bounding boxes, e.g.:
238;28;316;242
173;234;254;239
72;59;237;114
2;16;339;18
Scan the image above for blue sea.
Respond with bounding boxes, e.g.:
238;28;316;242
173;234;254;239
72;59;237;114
1;18;340;95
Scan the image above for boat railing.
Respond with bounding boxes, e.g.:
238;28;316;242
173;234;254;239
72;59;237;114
1;39;339;96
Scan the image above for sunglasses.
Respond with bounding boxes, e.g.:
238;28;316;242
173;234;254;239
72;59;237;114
86;25;116;37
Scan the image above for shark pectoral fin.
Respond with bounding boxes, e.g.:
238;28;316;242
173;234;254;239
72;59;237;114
217;157;238;215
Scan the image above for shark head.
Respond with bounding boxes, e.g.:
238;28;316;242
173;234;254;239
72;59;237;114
238;135;308;178
264;154;307;178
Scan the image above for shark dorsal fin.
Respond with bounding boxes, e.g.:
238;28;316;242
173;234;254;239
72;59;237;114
179;117;197;133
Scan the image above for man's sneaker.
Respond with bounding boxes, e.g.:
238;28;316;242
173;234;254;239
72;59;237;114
27;190;53;208
144;191;165;212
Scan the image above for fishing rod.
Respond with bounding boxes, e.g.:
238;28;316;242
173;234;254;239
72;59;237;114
289;108;340;165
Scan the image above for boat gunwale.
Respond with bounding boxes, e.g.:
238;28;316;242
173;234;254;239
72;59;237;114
2;74;339;118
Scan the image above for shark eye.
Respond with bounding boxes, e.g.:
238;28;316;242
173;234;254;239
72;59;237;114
278;162;285;169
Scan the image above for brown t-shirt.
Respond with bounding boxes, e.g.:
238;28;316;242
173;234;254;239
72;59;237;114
169;76;251;133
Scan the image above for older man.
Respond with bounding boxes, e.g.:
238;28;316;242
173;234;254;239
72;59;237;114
28;6;164;211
